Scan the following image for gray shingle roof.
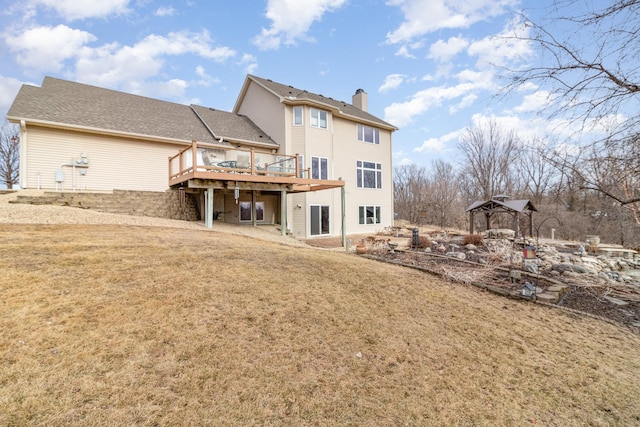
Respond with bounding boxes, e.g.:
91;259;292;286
465;199;538;213
190;105;277;147
7;77;278;148
246;75;397;130
7;77;217;143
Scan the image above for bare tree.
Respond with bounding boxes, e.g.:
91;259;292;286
515;138;558;204
427;160;462;230
0;122;20;189
507;1;640;137
557;134;640;224
457;119;519;201
393;164;429;225
504;1;640;208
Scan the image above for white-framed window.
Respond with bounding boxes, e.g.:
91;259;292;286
310;205;330;235
357;124;380;144
311;156;328;180
293;106;303;126
310;108;328;129
359;206;381;224
356;160;382;189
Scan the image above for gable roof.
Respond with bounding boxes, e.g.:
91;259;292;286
7;77;278;148
465;198;538;213
190;105;276;147
235;75;398;131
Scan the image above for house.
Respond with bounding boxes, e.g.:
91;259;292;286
7;75;396;239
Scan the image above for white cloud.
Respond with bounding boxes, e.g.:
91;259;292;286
238;53;258;75
385;0;517;44
0;75;27;113
384;82;477;127
455;68;494;87
74;31;236;89
395;45;415;59
512;90;553;113
30;0;131;20
414;130;460;153
428;36;469;62
449;93;477;114
392;150;414;166
193;66;220;87
6;25;97;73
378;74;406;93
146;78;188;99
383;16;532;128
253;0;347;50
467;18;532;69
155;6;176;17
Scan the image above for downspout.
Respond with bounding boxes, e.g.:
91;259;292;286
341;179;346;248
19;120;27;189
281;189;287;237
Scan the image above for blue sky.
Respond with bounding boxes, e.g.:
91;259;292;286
0;0;585;168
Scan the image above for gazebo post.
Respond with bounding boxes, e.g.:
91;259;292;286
529;212;534;238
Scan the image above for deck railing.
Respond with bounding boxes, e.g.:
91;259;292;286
169;141;309;185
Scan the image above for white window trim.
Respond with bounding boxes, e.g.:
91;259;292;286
356;160;382;189
359;205;381;225
293;106;304;126
357;124;380;144
310;108;328;129
310;204;331;236
311;156;329;180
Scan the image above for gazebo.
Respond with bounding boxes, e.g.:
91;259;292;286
465;195;538;238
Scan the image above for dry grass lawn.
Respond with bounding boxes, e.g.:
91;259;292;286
1;224;640;426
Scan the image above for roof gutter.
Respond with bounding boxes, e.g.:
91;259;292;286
7;116;201;146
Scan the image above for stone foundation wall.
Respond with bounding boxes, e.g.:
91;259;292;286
10;189;200;221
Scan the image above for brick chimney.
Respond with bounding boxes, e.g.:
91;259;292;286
352;88;368;112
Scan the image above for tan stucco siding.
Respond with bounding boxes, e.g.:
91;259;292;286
236;83;286;149
23;126;183;192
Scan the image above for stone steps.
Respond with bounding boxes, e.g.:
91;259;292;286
535;284;570;304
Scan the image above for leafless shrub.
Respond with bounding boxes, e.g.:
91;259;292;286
484;239;517;263
361;236;390;254
408;235;431;249
377;226;402;236
463;234;484;246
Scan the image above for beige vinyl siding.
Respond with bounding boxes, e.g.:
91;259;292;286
288;112;308;237
332;116;393;234
24;126;183;192
236;83;286;149
282;104;393;238
298;107;337;237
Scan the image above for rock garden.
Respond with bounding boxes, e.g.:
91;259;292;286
360;228;640;333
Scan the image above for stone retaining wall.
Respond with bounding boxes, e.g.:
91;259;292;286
9;189;200;221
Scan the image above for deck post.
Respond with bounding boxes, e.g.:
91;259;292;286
192;140;198;174
281;190;287;237
251;190;256;227
205;188;214;228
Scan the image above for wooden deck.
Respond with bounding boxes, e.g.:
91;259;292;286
169;141;344;192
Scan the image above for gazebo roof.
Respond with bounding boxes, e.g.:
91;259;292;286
465;198;538;214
